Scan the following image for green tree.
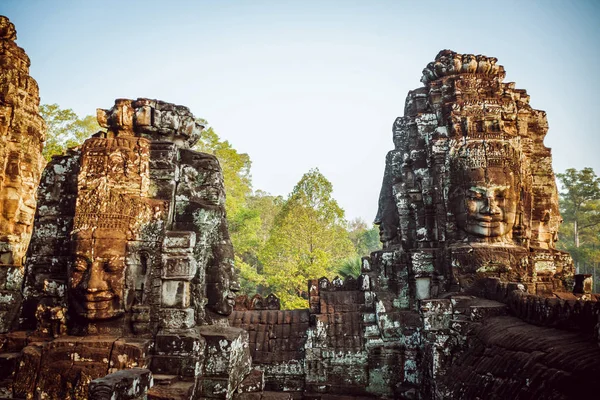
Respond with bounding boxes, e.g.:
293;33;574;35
335;256;362;279
557;168;600;270
40;104;101;161
332;219;381;279
237;191;284;271
347;218;381;256
194;125;252;217
260;169;355;308
193;124;278;294
234;191;284;294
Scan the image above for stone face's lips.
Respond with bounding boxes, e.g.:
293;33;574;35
474;217;502;223
474;221;501;228
81;293;115;303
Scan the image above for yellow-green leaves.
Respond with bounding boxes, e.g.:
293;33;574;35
260;169;355;309
40;104;102;161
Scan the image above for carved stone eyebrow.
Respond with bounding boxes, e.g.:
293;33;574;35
469;186;488;194
469;185;510;194
489;185;510;191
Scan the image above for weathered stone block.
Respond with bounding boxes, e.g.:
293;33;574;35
88;368;153;400
421;299;452;331
109;338;153;372
161;280;190;307
150;354;201;377
13;343;42;397
163;231;196;252
200;326;252;397
158;307;195;329
154;331;206;356
236;369;264;393
147;381;195;400
162;255;197;280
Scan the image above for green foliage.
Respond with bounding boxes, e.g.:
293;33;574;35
332;219;381;279
335;255;362;278
236;255;266;294
557;168;600;284
239;191;283;273
40;104;101;161
347;218;381;256
260;169;355;309
247;190;284;245
194;125;252;217
193;124;282;294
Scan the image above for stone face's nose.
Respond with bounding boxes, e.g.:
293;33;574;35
85;262;109;293
481;195;501;215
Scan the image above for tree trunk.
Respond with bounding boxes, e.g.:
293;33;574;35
575;219;580;273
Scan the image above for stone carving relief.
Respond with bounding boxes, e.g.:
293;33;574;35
0;16;45;267
0;17;589;397
448;141;519;243
0;16;45;333
375;50;573;297
6;98;251;398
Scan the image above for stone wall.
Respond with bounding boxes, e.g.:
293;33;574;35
483;277;600;337
231;273;600;399
439;316;600;399
229;309;309;393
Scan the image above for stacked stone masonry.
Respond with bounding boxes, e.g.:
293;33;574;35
0;15;598;399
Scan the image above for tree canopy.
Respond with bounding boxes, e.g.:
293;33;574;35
259;169;356;308
40;104;101;161
39;105;381;308
557;168;600;273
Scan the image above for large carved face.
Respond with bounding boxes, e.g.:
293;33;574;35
207;260;240;316
451;167;518;240
1;152;22;221
69;229;127;320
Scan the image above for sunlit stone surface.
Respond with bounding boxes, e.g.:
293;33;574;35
3;93;252;398
0;17;597;398
0;16;45;333
375;49;573;297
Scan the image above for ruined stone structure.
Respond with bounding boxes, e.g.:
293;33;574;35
0;16;46;333
0;15;598;399
375;50;572;298
0;95;259;399
228;51;600;399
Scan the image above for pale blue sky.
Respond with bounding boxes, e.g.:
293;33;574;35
3;0;599;222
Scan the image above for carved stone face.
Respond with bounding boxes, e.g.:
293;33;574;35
451;167;517;240
69;229;127;320
208;261;240;316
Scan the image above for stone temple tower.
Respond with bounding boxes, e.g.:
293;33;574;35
0;16;46;332
374;49;573;306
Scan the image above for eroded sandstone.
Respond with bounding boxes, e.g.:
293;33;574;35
0;15;45;333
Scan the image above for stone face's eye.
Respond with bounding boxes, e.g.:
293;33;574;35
468;191;483;200
105;258;124;273
73;258;88;273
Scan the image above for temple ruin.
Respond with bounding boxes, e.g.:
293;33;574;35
0;16;46;333
0;15;598;400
